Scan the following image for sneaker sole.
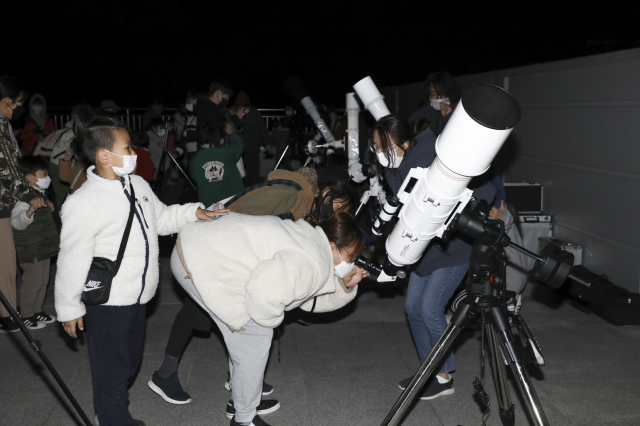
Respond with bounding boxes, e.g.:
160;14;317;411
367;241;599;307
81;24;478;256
148;380;192;405
226;381;274;396
226;401;281;419
0;328;20;334
25;323;46;330
419;387;455;401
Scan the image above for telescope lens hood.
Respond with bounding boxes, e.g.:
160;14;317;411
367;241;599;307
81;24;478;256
462;84;521;130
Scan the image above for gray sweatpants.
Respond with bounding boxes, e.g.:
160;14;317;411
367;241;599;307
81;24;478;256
170;248;273;423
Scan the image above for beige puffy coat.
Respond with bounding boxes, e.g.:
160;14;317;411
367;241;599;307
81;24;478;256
177;213;357;330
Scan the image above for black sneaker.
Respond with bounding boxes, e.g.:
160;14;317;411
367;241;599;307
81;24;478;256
148;371;192;404
22;316;46;330
230;414;271;426
0;317;19;334
419;377;455;400
35;311;57;323
397;376;412;390
226;379;274;396
398;376;455;400
226;399;280;419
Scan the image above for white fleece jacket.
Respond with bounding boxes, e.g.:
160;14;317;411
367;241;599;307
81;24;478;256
178;213;358;330
54;167;202;322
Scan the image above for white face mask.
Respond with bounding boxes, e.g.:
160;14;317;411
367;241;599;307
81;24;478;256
334;248;356;279
32;105;44;114
430;97;450;111
36;176;51;190
106;151;137;176
157;129;166;137
376;148;404;169
185;104;194;112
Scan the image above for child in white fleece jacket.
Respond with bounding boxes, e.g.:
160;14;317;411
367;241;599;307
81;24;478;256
55;106;227;426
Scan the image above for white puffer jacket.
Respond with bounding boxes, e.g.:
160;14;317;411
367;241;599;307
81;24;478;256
177;213;358;330
54;167;202;322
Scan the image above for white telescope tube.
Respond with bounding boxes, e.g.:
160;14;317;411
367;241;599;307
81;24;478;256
346;92;367;183
300;96;335;143
353;76;391;121
379;84;521;280
346;93;360;166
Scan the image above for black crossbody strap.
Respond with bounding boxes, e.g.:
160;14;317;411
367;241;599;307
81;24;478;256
114;183;136;274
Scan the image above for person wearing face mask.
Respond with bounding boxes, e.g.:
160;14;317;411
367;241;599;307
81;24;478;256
0;76;46;334
371;114;497;401
11;156;59;330
170;211;367;426
148;172;356;410
17;93;55;155
173;90;199;147
196;79;234;136
54;105;227;426
408;71;462;137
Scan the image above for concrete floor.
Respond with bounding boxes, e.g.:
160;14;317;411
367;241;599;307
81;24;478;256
2;249;640;425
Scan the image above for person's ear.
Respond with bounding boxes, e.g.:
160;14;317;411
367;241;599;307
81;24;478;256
401;140;410;150
329;242;338;252
96;149;110;166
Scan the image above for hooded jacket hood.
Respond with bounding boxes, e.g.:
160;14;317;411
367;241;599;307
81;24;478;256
28;93;47;128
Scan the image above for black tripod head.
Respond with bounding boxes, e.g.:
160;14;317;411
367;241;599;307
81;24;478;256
451;199;575;291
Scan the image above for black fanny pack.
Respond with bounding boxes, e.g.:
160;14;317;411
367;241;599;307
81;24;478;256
81;183;136;305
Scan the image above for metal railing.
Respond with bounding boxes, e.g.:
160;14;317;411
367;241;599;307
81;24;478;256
49;107;294;132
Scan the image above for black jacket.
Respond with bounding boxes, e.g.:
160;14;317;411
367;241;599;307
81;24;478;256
408;104;453;136
195;97;227;144
384;128;496;277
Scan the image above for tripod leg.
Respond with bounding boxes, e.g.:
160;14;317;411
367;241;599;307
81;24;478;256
380;297;479;426
489;306;550;426
164;149;197;191
487;324;515;426
0;290;93;426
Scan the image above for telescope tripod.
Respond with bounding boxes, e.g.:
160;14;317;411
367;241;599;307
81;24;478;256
379;202;573;426
382;279;549;426
153;130;197;197
0;289;92;426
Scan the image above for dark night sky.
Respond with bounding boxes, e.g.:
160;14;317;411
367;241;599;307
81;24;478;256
6;1;640;110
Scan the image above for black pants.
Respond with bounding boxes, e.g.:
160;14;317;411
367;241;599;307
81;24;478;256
243;150;263;187
86;304;146;426
165;296;211;358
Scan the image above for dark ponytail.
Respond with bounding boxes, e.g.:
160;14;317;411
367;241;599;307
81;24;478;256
71;104;126;164
305;212;365;257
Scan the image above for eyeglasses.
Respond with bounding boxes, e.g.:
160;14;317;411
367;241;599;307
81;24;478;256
339;246;355;263
370;145;384;153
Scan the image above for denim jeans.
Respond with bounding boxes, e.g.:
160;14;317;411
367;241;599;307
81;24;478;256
406;263;469;374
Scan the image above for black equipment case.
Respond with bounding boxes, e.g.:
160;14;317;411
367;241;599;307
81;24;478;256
566;265;640;326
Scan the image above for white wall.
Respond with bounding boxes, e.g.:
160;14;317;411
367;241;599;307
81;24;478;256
381;48;640;292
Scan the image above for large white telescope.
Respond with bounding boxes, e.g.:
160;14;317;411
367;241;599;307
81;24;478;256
374;84;521;281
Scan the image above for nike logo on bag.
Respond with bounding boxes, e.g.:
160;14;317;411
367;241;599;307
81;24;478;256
84;280;103;291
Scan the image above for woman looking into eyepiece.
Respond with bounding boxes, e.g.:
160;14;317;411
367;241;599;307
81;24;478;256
371;114;496;401
171;211;367;426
